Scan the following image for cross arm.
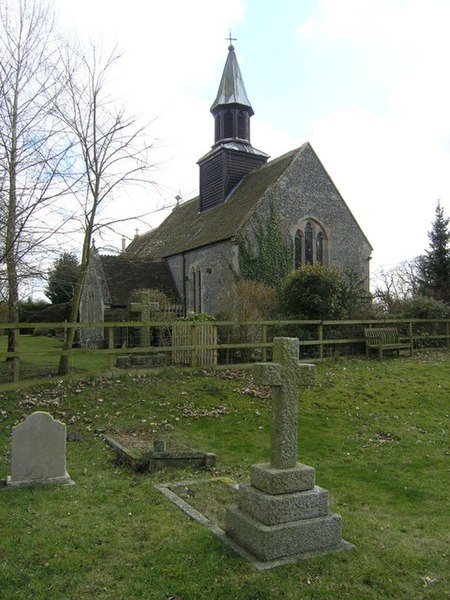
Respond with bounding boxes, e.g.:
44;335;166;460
254;362;283;386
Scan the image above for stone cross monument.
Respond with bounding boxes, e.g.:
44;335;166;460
225;337;353;565
253;337;315;469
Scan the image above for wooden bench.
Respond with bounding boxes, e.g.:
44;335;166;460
364;327;413;360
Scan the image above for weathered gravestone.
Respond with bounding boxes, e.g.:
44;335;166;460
225;337;353;563
7;411;74;488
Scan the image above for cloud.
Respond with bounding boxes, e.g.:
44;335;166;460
297;0;450;269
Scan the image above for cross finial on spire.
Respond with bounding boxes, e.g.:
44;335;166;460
226;31;237;49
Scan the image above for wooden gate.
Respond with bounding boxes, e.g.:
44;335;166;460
172;323;218;367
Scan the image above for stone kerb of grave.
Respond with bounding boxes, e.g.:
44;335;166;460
6;411;74;488
225;337;353;563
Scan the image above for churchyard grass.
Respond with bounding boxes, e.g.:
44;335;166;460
0;335;110;384
0;351;448;599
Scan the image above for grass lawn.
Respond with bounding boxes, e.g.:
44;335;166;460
0;335;111;385
0;351;448;599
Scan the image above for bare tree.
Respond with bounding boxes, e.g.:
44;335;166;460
373;259;422;312
0;0;70;356
56;43;155;374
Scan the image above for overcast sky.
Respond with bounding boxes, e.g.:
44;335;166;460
56;0;450;280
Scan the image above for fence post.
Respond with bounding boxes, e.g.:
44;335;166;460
108;326;115;370
318;323;323;360
262;324;267;362
409;321;413;349
13;327;20;384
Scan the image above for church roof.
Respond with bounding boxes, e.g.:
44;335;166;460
127;146;302;259
210;44;253;114
99;255;180;306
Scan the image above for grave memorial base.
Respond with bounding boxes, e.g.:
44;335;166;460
226;463;351;562
6;473;74;489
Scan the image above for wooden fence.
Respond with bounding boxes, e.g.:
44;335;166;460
0;318;449;385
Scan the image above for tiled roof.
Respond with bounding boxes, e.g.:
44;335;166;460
127;146;303;258
99;256;180;306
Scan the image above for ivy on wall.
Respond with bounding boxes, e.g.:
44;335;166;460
238;200;293;288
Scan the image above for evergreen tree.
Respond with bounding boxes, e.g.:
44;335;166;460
45;253;80;304
417;202;450;303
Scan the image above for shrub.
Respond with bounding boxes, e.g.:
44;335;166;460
390;295;449;319
179;312;215;322
280;265;344;320
220;280;278;322
217;280;278;363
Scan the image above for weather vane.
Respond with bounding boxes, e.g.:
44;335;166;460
226;32;237;46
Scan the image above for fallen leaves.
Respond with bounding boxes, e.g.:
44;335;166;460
177;402;229;419
233;384;271;399
362;431;398;449
421;575;438;587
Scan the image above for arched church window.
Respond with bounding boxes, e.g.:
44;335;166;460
316;231;324;264
305;222;313;264
237;111;246;139
224;111;233;138
294;229;303;269
292;220;328;268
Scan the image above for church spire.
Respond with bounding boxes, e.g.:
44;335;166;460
210;42;253;115
198;40;268;212
210;41;254;145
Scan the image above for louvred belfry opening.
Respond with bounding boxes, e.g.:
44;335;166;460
198;43;268;212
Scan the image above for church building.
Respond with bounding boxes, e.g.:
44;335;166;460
81;42;372;325
126;42;372;315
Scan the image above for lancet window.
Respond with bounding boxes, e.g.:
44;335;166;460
293;220;328;268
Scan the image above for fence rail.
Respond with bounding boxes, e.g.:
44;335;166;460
0;318;449;385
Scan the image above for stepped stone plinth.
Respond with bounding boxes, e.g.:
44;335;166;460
225;338;353;564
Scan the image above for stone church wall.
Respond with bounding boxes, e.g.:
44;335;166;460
241;144;372;289
168;241;239;316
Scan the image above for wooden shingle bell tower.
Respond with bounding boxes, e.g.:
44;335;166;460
198;41;269;212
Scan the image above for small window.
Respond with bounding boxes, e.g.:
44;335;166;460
305;222;313;264
189;268;196;313
87;288;95;322
196;268;202;313
237;111;246;139
316;231;324;264
224;111;233;138
294;230;303;269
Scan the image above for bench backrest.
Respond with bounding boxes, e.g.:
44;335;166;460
364;327;400;345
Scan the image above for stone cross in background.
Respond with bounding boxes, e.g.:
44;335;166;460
254;337;316;469
129;290;160;347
